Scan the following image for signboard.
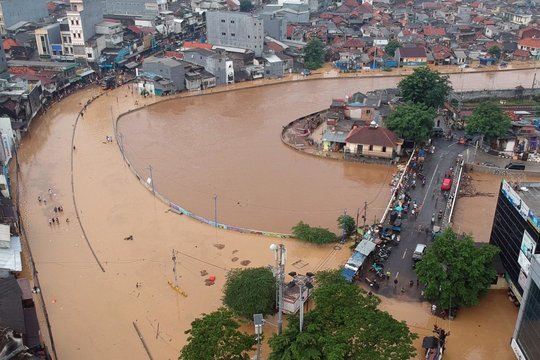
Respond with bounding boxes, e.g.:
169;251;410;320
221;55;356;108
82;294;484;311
501;180;528;220
1;133;11;162
529;210;540;233
518;270;528;289
518;230;536;276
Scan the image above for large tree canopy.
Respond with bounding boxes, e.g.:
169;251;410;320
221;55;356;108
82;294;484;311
303;39;325;70
385;102;436;143
292;221;338;244
398;67;452;109
385;40;401;57
223;267;276;318
465;101;511;141
268;271;418;360
415;228;500;309
180;308;256;360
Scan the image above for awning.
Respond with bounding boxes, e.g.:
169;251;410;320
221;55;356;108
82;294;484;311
341;267;357;282
78;69;95;77
355;240;376;256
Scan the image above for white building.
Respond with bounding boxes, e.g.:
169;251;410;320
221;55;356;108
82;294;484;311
66;0;104;60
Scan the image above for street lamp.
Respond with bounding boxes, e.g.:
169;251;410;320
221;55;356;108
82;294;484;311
270;243;286;335
288;271;315;332
253;314;263;360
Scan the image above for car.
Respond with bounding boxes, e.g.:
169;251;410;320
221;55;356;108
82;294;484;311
431;127;444;138
412;243;427;261
505;163;526;170
482;162;499;168
441;178;453;191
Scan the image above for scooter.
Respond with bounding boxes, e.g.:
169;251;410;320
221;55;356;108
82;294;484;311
422;178;426;187
431;213;436;225
438;210;443;220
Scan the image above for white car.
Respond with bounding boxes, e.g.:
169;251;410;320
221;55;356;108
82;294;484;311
412;243;427;261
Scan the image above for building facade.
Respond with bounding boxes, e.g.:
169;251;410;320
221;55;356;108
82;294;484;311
512;255;540;360
206;11;264;57
489;180;540;302
142;56;185;91
182;48;234;85
0;0;49;34
35;23;62;58
105;0;168;18
67;0;104;59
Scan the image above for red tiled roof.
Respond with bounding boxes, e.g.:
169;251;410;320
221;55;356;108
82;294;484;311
8;67;36;75
343;0;359;8
519;38;540;49
398;46;427;58
422;26;446;37
183;41;212;49
266;41;285;53
3;38;20;50
345;126;400;147
164;51;184;59
345;38;365;48
287;24;294;38
127;25;155;35
514;49;531;58
484;41;502;49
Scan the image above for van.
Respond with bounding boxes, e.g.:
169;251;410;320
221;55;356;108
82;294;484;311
505;163;526;170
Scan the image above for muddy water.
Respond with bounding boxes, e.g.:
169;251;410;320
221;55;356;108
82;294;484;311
15;70;538;359
379;289;519;360
453;172;540;241
119;70;538;233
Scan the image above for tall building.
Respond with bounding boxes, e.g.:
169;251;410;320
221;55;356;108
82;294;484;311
0;0;49;34
512;255;540;360
35;23;62;57
206;11;264;57
489;180;540;302
66;0;104;59
105;0;168;18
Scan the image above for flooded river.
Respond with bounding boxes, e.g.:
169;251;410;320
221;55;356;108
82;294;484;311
15;69;537;359
119;70;539;233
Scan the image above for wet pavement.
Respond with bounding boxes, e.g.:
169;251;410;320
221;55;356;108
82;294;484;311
14;69;540;359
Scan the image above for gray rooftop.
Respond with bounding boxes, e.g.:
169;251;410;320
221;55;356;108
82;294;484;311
516;182;540;217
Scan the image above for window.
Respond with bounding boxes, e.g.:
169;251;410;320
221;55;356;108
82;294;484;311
248;35;250;38
87;52;93;58
366;109;371;114
76;20;79;25
221;19;225;23
221;32;226;36
231;20;235;24
71;20;74;25
231;33;235;37
382;146;387;152
369;145;373;151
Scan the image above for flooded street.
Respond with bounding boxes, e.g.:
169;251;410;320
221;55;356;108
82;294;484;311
379;289;519;360
14;69;539;359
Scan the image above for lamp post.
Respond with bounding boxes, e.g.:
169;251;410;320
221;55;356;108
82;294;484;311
270;243;286;335
253;314;263;360
288;271;315;332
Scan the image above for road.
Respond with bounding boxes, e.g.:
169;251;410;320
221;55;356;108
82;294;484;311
366;124;465;300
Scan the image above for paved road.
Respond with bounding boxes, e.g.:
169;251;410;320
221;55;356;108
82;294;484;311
366;127;466;300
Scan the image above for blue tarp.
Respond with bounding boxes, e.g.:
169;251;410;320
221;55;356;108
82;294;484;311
342;267;357;282
418;148;426;157
345;251;367;270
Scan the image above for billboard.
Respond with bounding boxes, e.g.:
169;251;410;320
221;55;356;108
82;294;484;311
518;230;536;277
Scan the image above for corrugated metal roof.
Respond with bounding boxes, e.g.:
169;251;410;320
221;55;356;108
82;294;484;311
0;275;25;333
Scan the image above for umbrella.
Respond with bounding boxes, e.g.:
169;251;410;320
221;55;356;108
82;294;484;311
394;205;403;212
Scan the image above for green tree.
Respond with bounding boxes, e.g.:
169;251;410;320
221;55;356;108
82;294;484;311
385;102;436;143
487;46;501;59
385;39;401;57
415;228;500;309
398;67;452;109
465;101;511;141
303;39;325;70
223;267;276;318
268;270;417;360
337;214;356;237
239;0;253;12
292;221;338;244
180;308;256;360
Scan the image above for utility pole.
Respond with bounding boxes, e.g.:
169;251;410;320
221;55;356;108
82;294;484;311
356;208;360;230
363;201;368;228
213;194;218;227
270;244;286;335
172;249;178;286
341;209;347;243
148;165;155;195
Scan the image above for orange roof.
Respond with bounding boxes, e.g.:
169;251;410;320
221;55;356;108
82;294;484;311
183;41;212;50
3;38;20;50
519;38;540;49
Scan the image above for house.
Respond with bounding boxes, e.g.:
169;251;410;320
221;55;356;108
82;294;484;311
517;38;540;58
431;45;454;65
395;46;427;66
0;224;21;277
142;56;185;91
345;92;379;123
344;121;402;159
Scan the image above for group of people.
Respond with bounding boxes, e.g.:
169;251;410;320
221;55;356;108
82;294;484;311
39;188;69;226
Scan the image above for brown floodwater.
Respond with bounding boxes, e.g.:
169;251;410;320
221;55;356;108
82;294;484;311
118;70;538;233
14;69;538;359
